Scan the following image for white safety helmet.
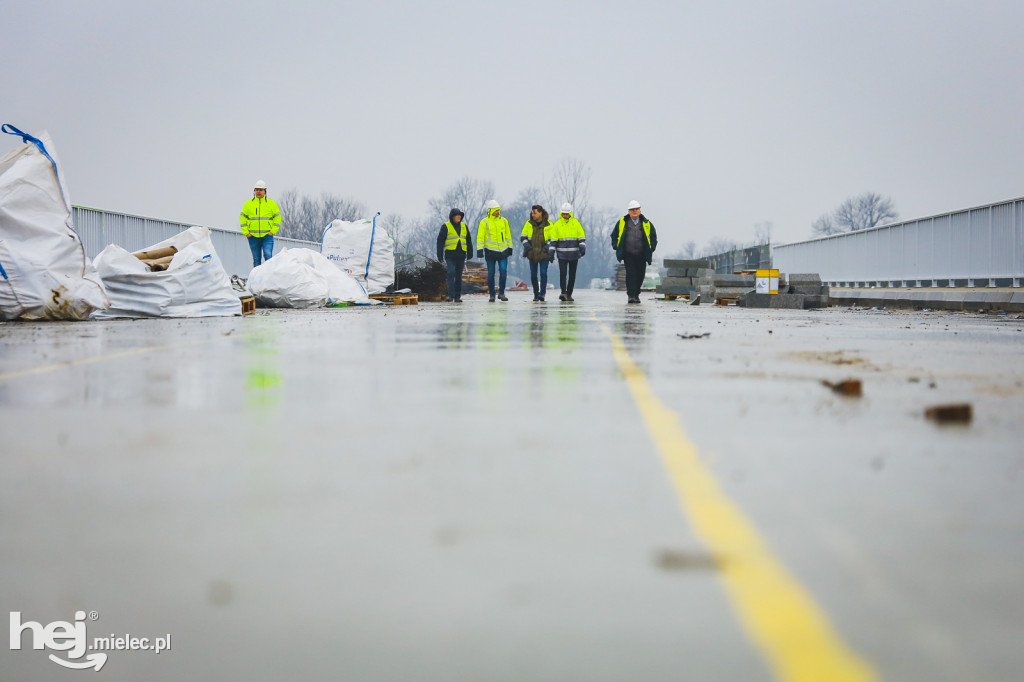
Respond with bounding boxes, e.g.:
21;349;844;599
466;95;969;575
485;199;500;210
627;200;641;210
560;202;573;214
254;180;267;190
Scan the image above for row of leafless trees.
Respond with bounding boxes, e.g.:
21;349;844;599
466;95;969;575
276;157;624;287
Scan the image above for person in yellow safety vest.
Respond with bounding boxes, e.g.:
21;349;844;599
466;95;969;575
240;180;282;268
520;204;554;302
550;202;586;301
610;199;658;304
435;207;474;303
476;199;513;302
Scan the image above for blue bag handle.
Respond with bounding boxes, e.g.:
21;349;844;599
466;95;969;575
2;124;59;175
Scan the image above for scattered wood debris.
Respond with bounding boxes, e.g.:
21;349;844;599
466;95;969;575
925;403;973;424
132;245;178;271
822;378;862;396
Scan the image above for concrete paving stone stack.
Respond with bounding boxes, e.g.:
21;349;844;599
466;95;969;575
711;272;756;301
657;259;713;297
787;273;830;301
614;264;627;290
739;272;830;309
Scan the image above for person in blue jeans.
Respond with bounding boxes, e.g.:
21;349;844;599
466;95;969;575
519;204;554;301
476;200;513;302
435;207;473;302
239;180;281;267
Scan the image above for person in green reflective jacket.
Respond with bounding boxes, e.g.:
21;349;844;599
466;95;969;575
476;199;513;302
240;179;282;268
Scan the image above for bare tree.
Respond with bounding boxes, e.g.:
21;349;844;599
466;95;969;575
427;176;496;233
753;221;773;245
547;156;591;218
277;189;365;242
812;192;898;236
812;213;838;236
856;192;898;229
700;237;738;257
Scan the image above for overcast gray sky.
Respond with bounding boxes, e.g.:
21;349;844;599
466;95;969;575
4;0;1022;249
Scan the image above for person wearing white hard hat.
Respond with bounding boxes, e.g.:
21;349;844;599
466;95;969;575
240;180;282;268
610;200;658;303
549;202;586;301
476;199;513;301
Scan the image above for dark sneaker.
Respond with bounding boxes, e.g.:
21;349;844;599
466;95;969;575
539;296;545;302
566;295;574;302
454;298;462;303
489;296;496;302
559;293;566;301
498;293;508;301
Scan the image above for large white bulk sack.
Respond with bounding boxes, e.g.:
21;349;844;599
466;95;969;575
247;247;372;308
92;226;240;318
0;124;109;320
320;213;394;294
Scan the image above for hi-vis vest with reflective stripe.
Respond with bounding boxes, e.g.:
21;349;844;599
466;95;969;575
240;197;282;238
616;217;652;248
444;221;468;251
477;212;513;254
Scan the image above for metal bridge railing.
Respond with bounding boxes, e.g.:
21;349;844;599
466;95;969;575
773;197;1024;288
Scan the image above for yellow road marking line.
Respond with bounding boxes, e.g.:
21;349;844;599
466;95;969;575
0;338;217;384
604;325;878;682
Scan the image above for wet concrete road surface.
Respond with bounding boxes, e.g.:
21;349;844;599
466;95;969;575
2;290;1023;681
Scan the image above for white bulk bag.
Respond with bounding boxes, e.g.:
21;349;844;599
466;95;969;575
92;226;240;318
320;213;394;294
247;247;373;308
0;124;109;320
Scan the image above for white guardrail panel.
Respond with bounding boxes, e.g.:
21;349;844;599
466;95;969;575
773;197;1024;286
71;206;320;278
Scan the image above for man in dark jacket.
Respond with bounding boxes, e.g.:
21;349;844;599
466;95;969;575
436;208;473;302
610;200;658;304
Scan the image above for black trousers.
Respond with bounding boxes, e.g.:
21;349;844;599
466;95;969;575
623;254;647;298
558;259;578;296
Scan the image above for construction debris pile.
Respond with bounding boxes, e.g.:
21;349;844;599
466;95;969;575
93;226;241;318
462;262;488;294
394;260;447;301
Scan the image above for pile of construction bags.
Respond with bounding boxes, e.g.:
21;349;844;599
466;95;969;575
1;124;382;319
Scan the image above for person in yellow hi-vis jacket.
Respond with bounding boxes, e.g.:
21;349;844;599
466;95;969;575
476;199;514;302
240;180;282;267
550;202;586;301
